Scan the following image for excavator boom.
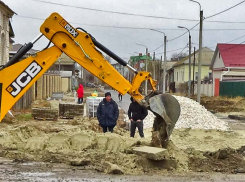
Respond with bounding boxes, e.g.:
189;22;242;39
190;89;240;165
0;12;180;147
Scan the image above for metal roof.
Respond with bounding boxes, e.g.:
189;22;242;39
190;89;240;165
211;44;245;69
173;47;214;68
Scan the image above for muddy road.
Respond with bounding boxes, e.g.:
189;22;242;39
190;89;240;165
1;158;245;182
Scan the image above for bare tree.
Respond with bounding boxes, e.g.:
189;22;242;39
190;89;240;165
171;52;188;59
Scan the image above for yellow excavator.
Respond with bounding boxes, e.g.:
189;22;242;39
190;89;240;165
0;13;180;147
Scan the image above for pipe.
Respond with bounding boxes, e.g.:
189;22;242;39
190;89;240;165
220;68;230;81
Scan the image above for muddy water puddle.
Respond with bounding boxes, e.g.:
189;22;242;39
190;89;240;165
1;159;245;181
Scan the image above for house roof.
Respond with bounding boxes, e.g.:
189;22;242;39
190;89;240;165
210;44;245;69
55;53;75;65
0;1;16;16
173;47;214;68
10;44;39;54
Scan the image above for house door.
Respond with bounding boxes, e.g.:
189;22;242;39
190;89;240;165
214;78;220;96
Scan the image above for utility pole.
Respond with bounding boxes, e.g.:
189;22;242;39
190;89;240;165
197;10;203;103
190;0;203;103
153;52;155;79
188;33;191;97
145;48;148;95
149;29;167;93
178;26;191;97
193;47;196;96
163;35;167;93
160;56;163;91
135;43;148;95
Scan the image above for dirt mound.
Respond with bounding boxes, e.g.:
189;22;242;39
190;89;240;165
0;117;149;174
235;98;245;110
200;96;245;113
189;147;245;173
201;99;238;112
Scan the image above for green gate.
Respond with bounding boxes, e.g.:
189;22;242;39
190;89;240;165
219;81;245;97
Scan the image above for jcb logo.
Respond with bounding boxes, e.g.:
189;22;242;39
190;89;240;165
60;19;79;38
6;61;42;97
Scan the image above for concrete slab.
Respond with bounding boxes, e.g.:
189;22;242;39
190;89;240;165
132;146;169;160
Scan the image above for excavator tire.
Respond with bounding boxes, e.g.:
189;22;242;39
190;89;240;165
149;94;180;148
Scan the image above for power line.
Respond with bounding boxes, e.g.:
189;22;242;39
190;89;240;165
226;34;245;43
203;33;245;49
168;22;200;42
26;0;245;24
155;46;188;55
177;44;188;55
15;13;245;55
219;40;245;51
205;0;245;19
149;43;164;52
17;15;245;31
32;0;199;22
205;20;245;24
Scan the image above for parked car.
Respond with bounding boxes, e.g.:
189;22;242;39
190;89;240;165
85;82;95;88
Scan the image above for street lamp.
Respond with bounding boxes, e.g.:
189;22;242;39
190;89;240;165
190;0;203;103
135;43;148;95
178;26;191;97
150;29;167;93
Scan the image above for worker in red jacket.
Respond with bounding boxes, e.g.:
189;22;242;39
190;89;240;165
77;84;84;104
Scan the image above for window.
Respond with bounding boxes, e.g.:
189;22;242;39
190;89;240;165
195;72;198;81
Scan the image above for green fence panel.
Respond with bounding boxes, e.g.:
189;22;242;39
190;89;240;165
220;81;245;97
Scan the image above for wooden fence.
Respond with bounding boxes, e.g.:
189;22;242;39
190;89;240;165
12;87;33;110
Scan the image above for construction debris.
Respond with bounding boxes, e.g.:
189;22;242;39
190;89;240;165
59;102;84;118
132;146;170;160
32;108;58;121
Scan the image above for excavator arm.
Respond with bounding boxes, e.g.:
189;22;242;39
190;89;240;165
0;46;62;121
0;13;180;147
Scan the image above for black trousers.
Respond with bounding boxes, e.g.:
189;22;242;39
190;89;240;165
78;97;83;104
130;120;144;138
102;125;115;133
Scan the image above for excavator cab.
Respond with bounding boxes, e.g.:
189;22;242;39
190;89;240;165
0;12;180;148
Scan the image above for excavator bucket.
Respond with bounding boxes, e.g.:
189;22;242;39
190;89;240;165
149;94;180;147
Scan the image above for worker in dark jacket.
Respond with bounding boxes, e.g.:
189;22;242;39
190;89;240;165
97;92;119;133
128;97;148;138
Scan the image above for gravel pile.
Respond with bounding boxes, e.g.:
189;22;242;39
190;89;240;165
125;96;229;131
173;96;229;130
124;111;154;129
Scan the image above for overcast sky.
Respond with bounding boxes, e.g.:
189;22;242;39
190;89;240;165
5;0;245;62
